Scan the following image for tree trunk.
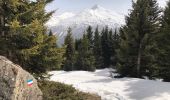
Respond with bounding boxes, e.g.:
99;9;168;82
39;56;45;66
0;1;5;36
0;15;5;36
137;41;142;78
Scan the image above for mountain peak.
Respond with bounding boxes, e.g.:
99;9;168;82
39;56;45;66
91;4;103;10
47;5;125;45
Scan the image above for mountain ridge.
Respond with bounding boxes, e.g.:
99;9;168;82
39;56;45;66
46;5;125;44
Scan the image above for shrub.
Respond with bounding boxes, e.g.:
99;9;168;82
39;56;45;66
38;80;101;100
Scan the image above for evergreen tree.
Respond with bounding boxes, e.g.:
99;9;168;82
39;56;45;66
109;29;120;67
75;34;95;71
40;31;64;71
101;26;112;67
86;26;93;48
157;0;170;81
93;26;103;68
74;38;82;70
63;28;75;71
116;0;161;78
49;30;53;36
108;29;114;66
0;0;63;77
75;39;82;51
0;0;24;59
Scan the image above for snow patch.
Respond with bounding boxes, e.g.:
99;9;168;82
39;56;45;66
49;69;170;100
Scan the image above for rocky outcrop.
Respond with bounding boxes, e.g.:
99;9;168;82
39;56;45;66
0;56;42;100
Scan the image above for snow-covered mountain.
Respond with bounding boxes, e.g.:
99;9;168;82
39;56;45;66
46;5;125;44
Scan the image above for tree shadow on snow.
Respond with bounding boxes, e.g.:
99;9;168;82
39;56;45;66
123;79;170;100
93;69;111;77
84;73;170;100
84;78;113;83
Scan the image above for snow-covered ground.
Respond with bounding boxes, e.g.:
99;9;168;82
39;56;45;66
49;69;170;100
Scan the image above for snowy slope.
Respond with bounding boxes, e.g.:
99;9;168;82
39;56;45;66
49;69;170;100
46;12;75;27
46;5;125;44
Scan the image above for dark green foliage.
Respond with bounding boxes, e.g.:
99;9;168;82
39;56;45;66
101;28;109;67
63;28;75;71
157;0;170;82
110;29;120;67
101;26;113;68
93;27;104;68
0;0;64;78
86;26;94;48
75;39;82;51
75;34;96;71
39;80;101;100
100;27;119;68
49;30;53;36
73;26;119;70
116;0;161;78
73;26;97;71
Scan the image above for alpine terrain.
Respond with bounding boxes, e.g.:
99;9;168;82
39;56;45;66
46;5;125;44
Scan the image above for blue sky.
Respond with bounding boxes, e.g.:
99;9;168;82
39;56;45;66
45;0;168;15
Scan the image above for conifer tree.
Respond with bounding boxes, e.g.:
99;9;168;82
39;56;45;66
0;0;63;77
108;29;114;66
40;31;64;71
0;0;24;59
63;28;75;71
116;0;161;78
157;0;170;81
101;26;112;67
109;29;120;67
75;39;81;51
49;30;53;36
75;34;95;71
93;26;103;68
112;29;120;66
86;26;93;48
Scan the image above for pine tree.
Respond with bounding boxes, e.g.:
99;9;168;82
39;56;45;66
49;30;53;36
75;39;81;51
157;0;170;81
0;0;23;59
74;38;82;70
116;0;161;78
86;26;93;48
40;31;64;71
109;29;120;67
108;29;114;67
93;26;103;68
0;0;63;77
101;26;112;68
75;34;95;71
63;28;75;71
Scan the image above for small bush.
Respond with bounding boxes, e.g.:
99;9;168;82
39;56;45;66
39;80;101;100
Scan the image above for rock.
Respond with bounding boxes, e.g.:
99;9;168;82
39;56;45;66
0;56;43;100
